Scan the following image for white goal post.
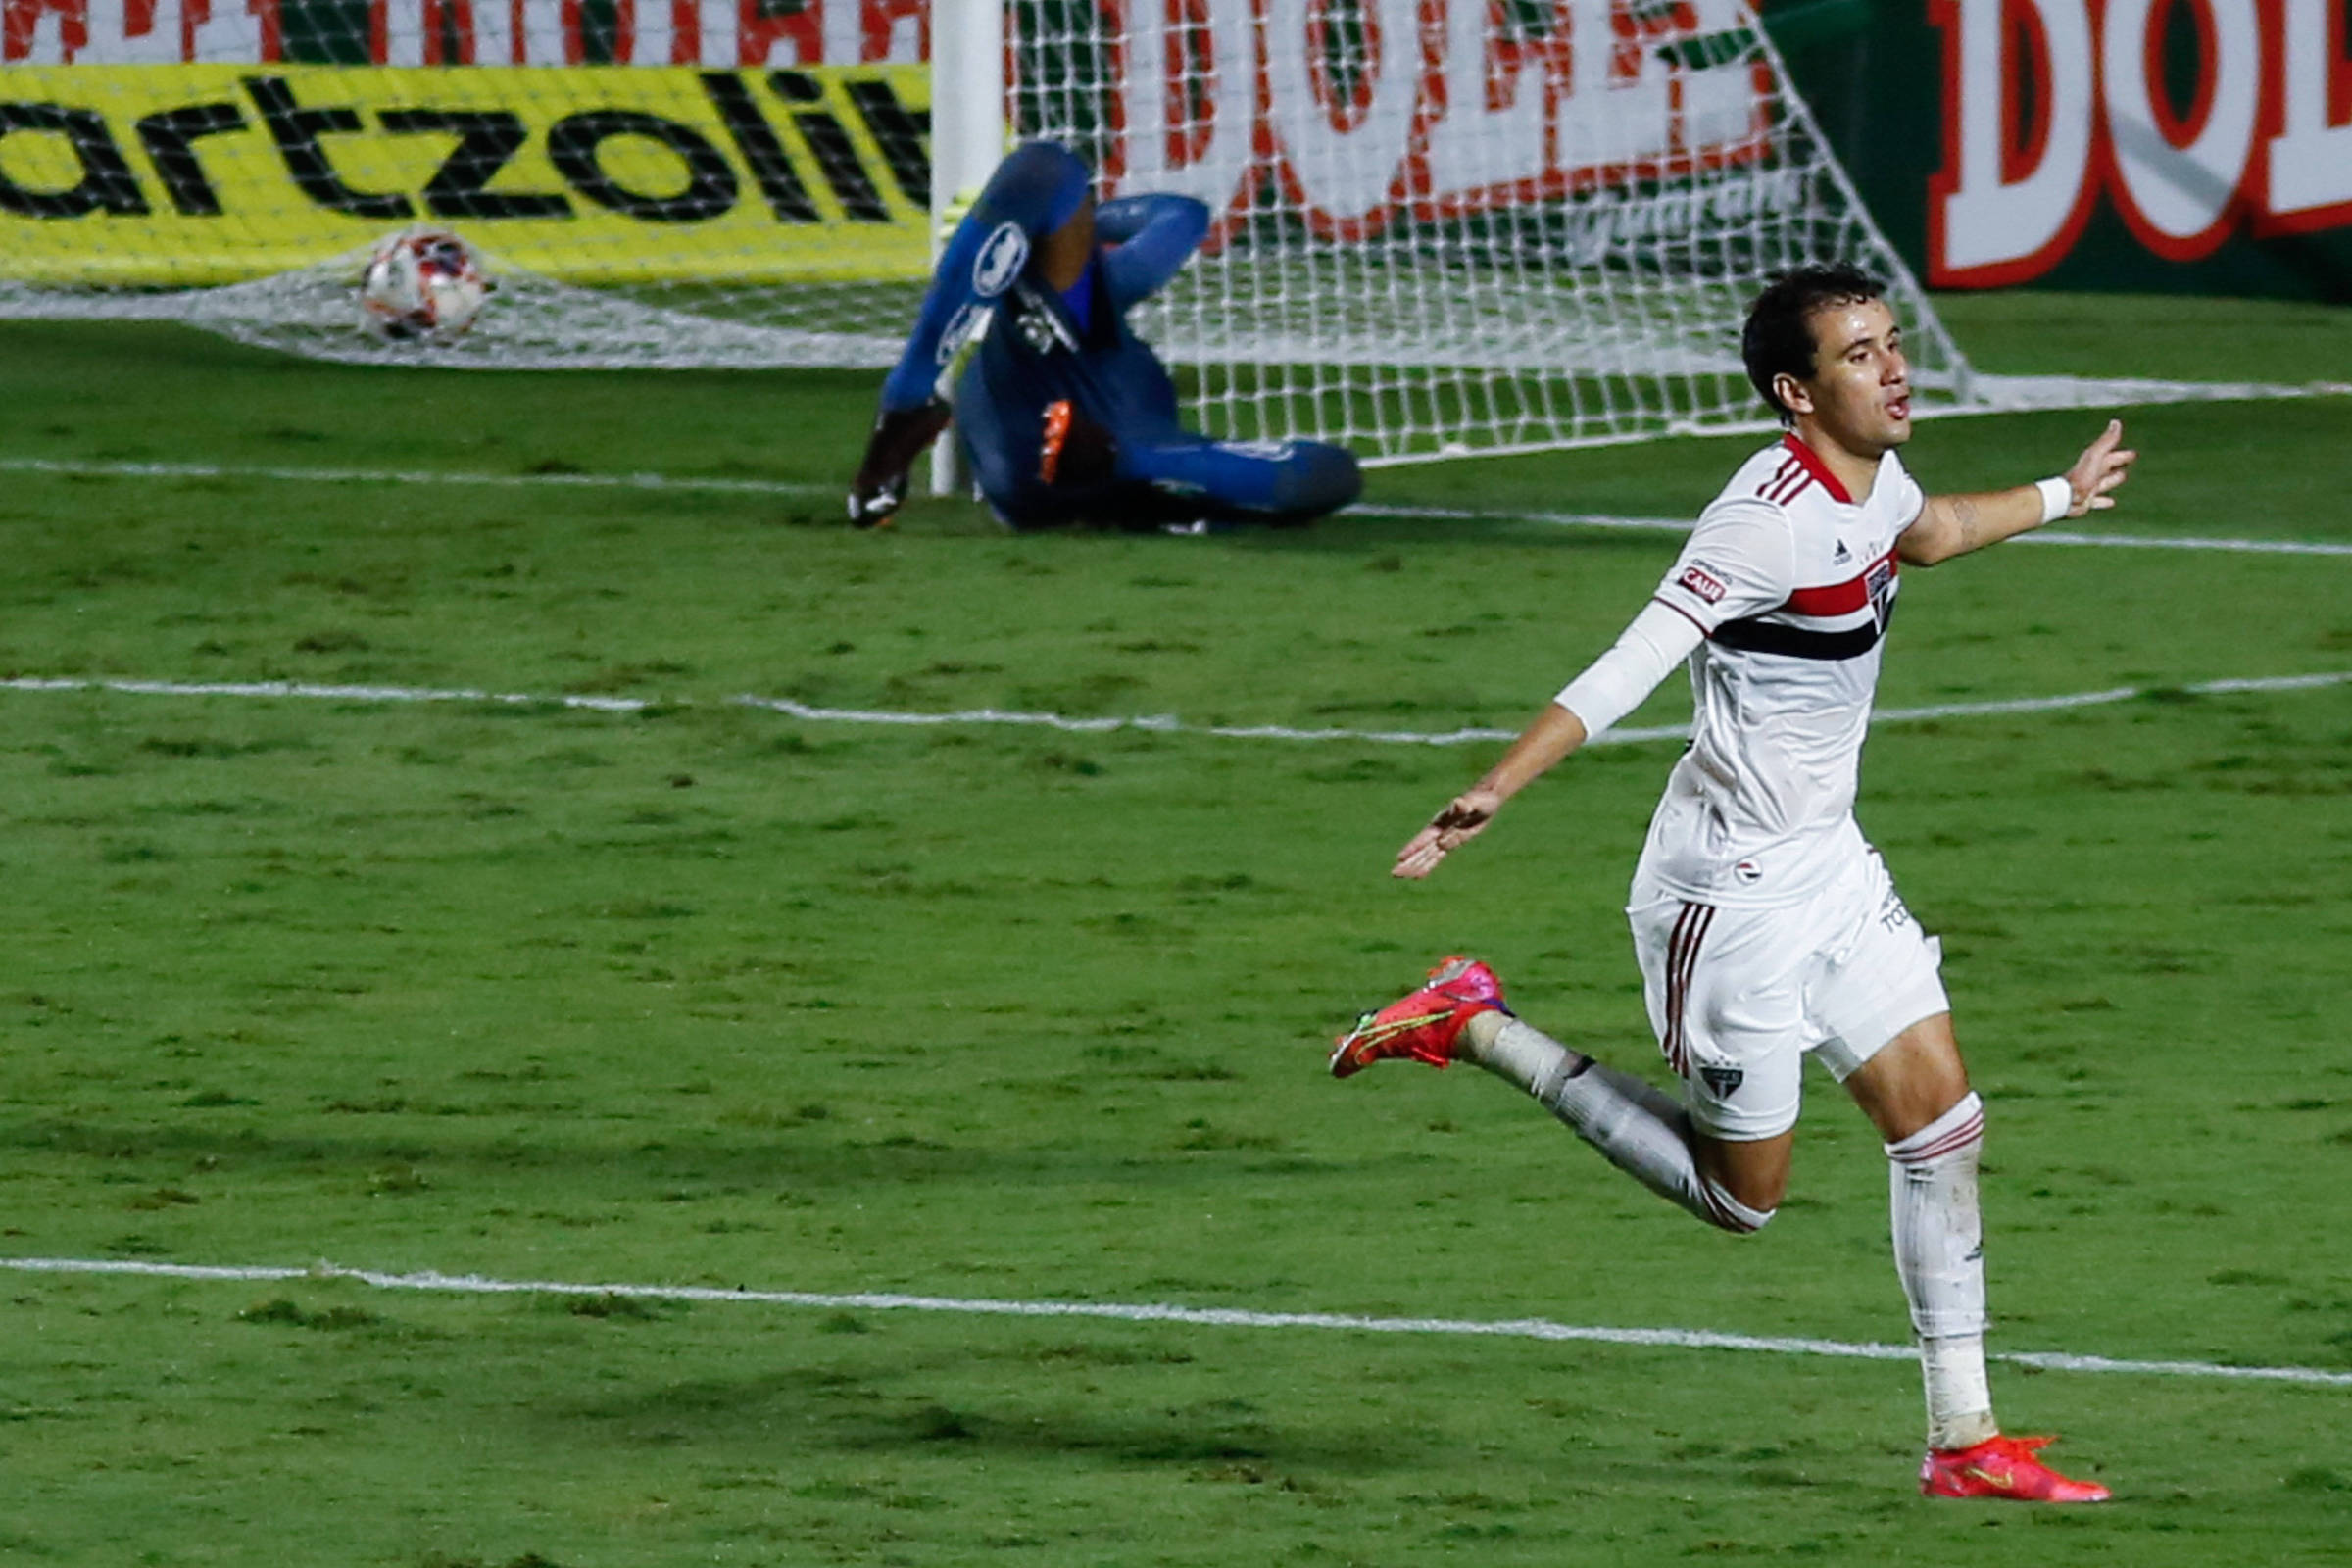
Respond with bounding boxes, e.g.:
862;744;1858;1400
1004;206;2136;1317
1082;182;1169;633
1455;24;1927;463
1;0;2273;465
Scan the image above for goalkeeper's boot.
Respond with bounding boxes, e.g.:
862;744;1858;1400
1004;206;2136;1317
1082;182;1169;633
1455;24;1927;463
1037;400;1117;490
848;398;954;527
1920;1435;2111;1503
1330;956;1508;1079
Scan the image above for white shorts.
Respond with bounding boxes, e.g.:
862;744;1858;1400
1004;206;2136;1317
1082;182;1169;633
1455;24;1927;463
1627;847;1948;1141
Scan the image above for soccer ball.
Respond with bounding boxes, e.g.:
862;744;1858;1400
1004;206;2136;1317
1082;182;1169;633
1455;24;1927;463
359;225;492;345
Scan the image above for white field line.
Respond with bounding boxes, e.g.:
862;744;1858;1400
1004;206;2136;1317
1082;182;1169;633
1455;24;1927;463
6;669;2348;749
3;1255;2344;1389
0;456;829;497
11;457;2351;558
1353;503;2352;558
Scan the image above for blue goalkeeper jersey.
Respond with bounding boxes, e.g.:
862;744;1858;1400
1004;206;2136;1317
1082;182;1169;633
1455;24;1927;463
873;144;1354;528
955;192;1204;453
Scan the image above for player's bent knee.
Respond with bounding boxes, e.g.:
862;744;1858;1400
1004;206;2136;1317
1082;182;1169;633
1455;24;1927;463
1271;441;1361;521
1697;1174;1777;1235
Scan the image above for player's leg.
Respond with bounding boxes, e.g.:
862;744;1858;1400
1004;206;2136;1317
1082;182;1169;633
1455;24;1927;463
1466;1006;1793;1230
1116;433;1362;528
951;382;1139;532
1329;913;1796;1235
850;141;1095;525
947;383;1072;531
1844;1017;2104;1501
1841;1014;1994;1444
1816;858;2108;1501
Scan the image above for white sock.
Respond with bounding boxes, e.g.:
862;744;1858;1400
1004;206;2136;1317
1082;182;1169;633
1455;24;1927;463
1886;1092;1996;1448
1462;1014;1772;1234
1920;1337;1996;1451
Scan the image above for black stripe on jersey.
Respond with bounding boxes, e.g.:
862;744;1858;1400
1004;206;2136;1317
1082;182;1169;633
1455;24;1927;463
1712;611;1890;661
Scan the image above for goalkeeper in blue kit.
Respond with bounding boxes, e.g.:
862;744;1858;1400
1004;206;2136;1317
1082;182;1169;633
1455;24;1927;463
850;141;1361;531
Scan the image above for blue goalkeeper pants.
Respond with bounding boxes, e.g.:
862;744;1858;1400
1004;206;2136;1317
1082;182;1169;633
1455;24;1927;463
962;421;1361;531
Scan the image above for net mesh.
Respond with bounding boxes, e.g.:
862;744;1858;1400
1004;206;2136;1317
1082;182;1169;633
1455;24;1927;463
10;0;2248;464
1008;0;1974;460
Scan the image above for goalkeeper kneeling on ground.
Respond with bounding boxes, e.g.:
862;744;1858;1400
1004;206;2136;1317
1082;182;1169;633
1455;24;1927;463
849;140;1361;532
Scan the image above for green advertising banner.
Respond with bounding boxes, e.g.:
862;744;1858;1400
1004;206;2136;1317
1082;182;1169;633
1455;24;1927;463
1762;0;2352;299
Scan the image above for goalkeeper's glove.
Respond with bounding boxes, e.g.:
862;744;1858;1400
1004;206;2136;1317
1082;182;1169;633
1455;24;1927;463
847;398;954;528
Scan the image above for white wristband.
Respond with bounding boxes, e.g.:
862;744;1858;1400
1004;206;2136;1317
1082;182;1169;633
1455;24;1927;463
2035;475;2074;524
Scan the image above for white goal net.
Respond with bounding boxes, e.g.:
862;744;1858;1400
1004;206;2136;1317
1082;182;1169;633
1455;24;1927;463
1007;0;1969;460
0;0;2261;464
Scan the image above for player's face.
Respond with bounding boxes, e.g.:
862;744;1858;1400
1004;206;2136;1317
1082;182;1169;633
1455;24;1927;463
1786;298;1910;458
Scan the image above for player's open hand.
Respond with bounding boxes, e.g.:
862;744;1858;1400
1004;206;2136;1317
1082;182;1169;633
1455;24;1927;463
1394;788;1502;879
2063;418;2136;516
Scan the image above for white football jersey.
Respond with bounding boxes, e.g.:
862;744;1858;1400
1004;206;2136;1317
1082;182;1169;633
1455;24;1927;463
1637;433;1923;907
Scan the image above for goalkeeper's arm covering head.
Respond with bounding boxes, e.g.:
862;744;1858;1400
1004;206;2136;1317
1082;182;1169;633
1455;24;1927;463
878;141;1096;416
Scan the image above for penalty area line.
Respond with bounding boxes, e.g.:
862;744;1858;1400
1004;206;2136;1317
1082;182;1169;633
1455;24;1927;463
3;1255;2345;1389
4;668;2349;750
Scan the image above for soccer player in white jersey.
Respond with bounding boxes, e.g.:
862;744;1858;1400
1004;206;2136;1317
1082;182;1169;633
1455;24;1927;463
1330;264;2136;1502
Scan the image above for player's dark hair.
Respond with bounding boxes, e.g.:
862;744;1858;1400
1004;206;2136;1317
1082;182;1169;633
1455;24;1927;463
1741;265;1886;423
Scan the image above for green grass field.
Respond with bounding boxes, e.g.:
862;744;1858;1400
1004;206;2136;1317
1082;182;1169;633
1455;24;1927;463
0;292;2348;1566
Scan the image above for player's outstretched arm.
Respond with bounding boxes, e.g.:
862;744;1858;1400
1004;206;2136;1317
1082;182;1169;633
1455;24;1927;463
1903;418;2137;565
1394;703;1589;879
1395;596;1706;878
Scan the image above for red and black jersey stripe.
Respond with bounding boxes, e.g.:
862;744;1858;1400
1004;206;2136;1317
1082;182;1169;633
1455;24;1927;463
1713;611;1892;660
1712;547;1898;662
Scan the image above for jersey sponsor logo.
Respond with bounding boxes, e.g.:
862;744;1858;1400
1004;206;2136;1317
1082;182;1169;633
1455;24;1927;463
934;299;986;364
1676;564;1728;604
971;220;1027;297
1013;307;1060;352
1733;858;1762;885
1833;539;1852;564
1006;283;1078;354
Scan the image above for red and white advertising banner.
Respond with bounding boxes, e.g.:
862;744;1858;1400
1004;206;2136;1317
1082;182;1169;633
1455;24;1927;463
1100;0;1775;241
1931;0;2352;284
2;0;929;65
